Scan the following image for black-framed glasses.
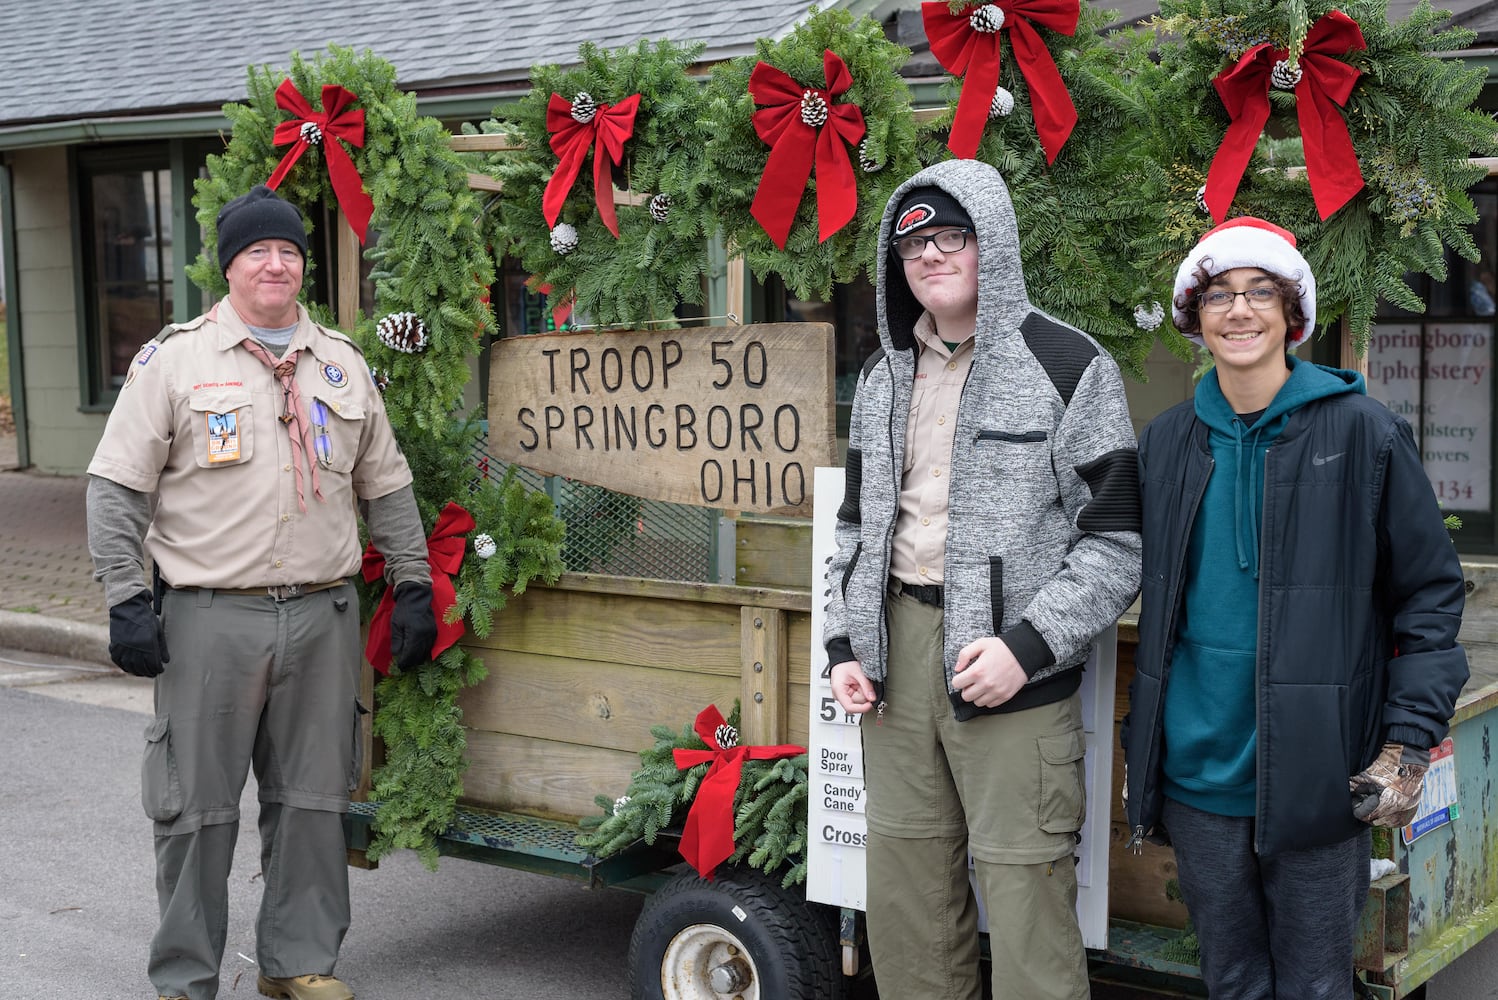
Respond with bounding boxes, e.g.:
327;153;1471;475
893;228;972;260
1198;287;1282;313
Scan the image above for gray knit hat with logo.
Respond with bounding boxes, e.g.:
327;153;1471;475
216;185;308;274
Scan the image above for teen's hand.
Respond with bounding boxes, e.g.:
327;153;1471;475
830;660;876;714
953;637;1026;708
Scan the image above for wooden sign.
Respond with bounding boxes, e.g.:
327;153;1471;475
488;323;836;516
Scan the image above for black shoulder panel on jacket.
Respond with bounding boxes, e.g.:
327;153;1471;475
1021;312;1098;406
1076;447;1142;533
860;347;887;382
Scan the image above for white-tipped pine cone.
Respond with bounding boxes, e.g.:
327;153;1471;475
375;312;429;354
1270;60;1302;90
1133;301;1166;331
613;795;631;816
648;193;672;223
1195;185;1210;214
299;121;324;145
989;87;1015;119
368;366;391;393
969;4;1005;32
549;222;579;255
800;90;829;128
473;533;497;560
570;91;597;124
858;137;884;173
714;723;739;749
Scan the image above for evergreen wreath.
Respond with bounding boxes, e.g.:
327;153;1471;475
189;47;566;867
469;39;715;328
921;2;1169;378
577;701;811;887
697;6;923;301
1127;0;1496;356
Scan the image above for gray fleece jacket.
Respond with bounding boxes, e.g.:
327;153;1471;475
823;159;1142;720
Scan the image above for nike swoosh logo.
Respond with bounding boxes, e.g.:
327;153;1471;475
1312;451;1345;466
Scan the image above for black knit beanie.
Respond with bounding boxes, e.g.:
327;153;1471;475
216;185;307;274
891;186;973;240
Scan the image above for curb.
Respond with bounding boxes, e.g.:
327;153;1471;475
0;609;110;667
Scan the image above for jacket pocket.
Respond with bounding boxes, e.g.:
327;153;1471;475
1260;682;1356;852
976;429;1048;443
313;396;365;475
988;556;1004;634
141;716;183;822
1037;727;1087;834
347;699;370;793
187;390;254;469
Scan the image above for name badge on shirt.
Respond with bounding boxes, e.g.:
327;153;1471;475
205;410;242;463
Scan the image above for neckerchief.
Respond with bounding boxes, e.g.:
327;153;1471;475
239;338;323;511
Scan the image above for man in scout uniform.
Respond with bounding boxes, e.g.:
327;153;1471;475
86;185;438;1000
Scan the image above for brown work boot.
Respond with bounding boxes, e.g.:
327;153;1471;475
256;974;354;1000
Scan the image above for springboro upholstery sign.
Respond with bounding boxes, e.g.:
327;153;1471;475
488;323;837;516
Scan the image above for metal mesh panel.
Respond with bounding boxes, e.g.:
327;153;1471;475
470;428;718;583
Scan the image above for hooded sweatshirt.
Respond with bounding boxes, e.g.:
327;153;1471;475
1161;357;1362;815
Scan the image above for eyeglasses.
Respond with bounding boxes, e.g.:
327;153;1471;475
893;228;972;260
1198;287;1282;313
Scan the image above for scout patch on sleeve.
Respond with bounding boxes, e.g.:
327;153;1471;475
204;411;241;464
319;362;348;388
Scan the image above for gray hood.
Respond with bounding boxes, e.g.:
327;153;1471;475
876;159;1032;357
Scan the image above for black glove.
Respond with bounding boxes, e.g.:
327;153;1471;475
388;581;437;673
108;591;169;678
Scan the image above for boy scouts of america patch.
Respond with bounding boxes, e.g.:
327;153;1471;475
894;204;936;236
320;362;348;389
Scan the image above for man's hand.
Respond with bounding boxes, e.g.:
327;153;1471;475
830;660;876;715
108;591;168;678
389;581;438;672
1350;742;1429;828
952;636;1026;708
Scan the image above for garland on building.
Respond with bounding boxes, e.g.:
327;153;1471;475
921;1;1170;378
1126;0;1496;356
578;701;811;886
189;47;565;867
471;39;715;328
697;6;922;301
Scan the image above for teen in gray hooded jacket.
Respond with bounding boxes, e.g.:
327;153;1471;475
825;159;1141;998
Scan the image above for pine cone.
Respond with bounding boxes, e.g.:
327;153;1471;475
800;90;829;128
858;137;884;174
989;86;1015;119
368;366;391;393
375;312;429;354
969;3;1005;32
570;91;597;124
1270;60;1302;91
549;222;580;255
714;723;739;749
1195;185;1210;214
648;193;672;223
299;121;324;145
473;533;497;560
1133;301;1166;331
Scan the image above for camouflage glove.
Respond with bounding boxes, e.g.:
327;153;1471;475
1349;742;1429;828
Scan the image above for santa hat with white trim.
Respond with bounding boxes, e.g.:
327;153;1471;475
1172;217;1316;348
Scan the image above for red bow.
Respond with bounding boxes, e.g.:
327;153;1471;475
748;50;867;250
672;704;805;880
1204;10;1367;222
361;501;474;674
267;80;375;242
542;93;641;238
923;0;1079;163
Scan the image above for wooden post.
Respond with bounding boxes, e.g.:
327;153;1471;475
1340;315;1368;378
725;254;747;324
741;606;788;745
337;212;361;333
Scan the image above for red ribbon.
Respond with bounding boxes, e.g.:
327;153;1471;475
543;93;641;238
748;50;867;250
923;0;1079;163
266;80;375;243
361;501;474;674
1204;10;1367;223
672;704;805;880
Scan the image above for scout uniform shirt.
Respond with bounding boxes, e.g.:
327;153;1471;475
87;299;412;590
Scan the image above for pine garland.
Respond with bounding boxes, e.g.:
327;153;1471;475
920;2;1170;378
577;701;811;887
1127;0;1496;355
697;6;923;302
471;39;714;327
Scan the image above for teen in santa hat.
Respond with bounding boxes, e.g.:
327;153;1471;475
1122;217;1469;998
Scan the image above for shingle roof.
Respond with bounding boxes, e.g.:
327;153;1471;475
0;0;823;128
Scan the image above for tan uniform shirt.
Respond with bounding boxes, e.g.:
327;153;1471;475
889;312;975;586
87;299;412;589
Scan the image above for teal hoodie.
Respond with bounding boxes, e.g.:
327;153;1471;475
1161;357;1362;816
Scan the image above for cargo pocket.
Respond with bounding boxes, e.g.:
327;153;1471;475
1037;728;1087;834
140;716;183;822
347;699;370;793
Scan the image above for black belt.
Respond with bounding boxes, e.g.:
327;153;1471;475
897;580;944;608
171;580;347;602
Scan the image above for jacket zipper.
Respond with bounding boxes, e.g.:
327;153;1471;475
1131;451;1215;852
876;350;902;724
1252;445;1272;855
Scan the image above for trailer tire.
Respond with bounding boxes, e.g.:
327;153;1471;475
628;866;844;1000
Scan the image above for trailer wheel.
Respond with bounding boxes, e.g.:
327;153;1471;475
628;867;844;1000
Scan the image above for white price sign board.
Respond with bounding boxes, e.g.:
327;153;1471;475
806;467;1115;949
